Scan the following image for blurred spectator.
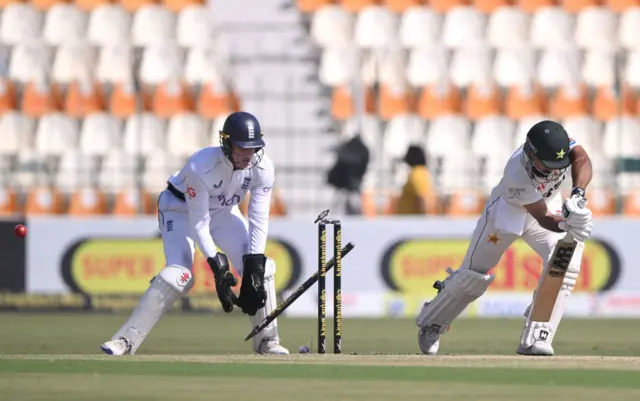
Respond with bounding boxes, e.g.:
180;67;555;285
326;133;370;215
393;145;439;215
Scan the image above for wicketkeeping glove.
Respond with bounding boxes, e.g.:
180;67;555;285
207;253;238;313
233;254;267;316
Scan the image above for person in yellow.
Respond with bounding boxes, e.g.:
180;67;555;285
395;145;439;215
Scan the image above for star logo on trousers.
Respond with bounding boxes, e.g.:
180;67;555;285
488;233;500;244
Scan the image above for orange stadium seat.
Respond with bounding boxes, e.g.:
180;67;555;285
518;0;558;13
378;83;414;120
429;0;468;13
152;80;194;119
112;188;155;215
504;84;547;119
561;0;599;13
21;81;61;118
74;0;113;11
119;0;157;12
446;189;486;216
604;0;639;12
162;0;203;12
464;83;501;120
549;84;589;120
197;83;240;119
588;188;617;216
623;189;640;216
64;81;106;118
383;0;422;13
340;0;379;12
68;187;108;216
0;79;17;116
331;85;375;121
0;0;23;7
0;187;20;216
360;188;379;217
109;82;139;119
418;84;462;119
473;0;510;13
24;187;65;215
592;85;637;122
31;0;67;11
298;0;335;13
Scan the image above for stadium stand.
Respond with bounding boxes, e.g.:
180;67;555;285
0;0;638;216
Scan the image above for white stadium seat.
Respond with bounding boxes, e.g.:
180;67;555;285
581;50;616;88
9;42;52;85
319;46;359;87
377;47;406;87
575;7;617;51
449;46;492;88
139;43;184;86
311;5;353;48
472;116;516;159
56;151;100;191
530;7;574;49
406;45;449;88
0;112;35;155
143;151;179;193
96;45;134;85
184;47;228;87
383;114;427;164
603;117;640;158
439;149;481;194
426;115;471;160
493;47;536;88
514;115;551;145
536;46;582;89
43;4;88;46
487;6;529;50
354;6;398;50
442;6;486;50
87;4;132;47
99;150;138;191
624;51;640;89
166;113;208;158
13;151;50;188
132;4;177;47
51;44;96;86
35;113;79;157
123;114;167;155
399;7;441;49
80;113;123;157
0;4;42;46
177;5;216;49
561;116;602;154
619;7;640;51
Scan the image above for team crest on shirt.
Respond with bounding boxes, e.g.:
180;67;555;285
488;234;500;244
241;177;251;190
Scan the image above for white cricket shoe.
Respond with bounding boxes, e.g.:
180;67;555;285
418;326;440;355
256;338;289;355
101;337;132;356
517;341;554;356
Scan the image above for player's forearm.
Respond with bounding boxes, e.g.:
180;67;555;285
537;215;566;233
570;146;593;191
191;215;218;259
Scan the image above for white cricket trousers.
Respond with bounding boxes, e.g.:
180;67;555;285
460;197;584;276
157;189;250;274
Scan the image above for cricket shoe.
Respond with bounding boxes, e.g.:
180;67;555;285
516;341;554;356
101;337;132;356
418;326;440;355
256;338;289;355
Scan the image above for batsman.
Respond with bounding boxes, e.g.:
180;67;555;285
416;120;594;356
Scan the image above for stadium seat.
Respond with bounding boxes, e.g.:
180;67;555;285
581;50;615;89
0;79;17;116
109;81;139;119
493;47;536;88
331;84;375;121
24;186;65;215
9;42;52;85
398;6;441;49
43;4;88;46
319;46;359;87
442;6;486;50
603;117;640;158
21;80;62;118
514;115;551;145
619;7;640;50
0;187;20;215
561;116;602;154
548;81;589;119
67;187;108;215
472;116;515;160
123;113;167;155
164;0;204;13
623;189;640;216
56;151;100;192
464;80;501;120
112;188;155;215
487;6;529;50
587;187;617;216
143;151;176;193
12;151;51;189
592;85;637;122
341;0;378;12
139;43;183;87
449;46;492;88
34;113;79;156
132;4;177;47
575;7;617;51
99;150;138;191
429;0;467;13
51;44;96;87
473;0;510;13
354;5;397;49
311;5;353;48
418;81;462;119
166;113;207;158
384;0;422;13
197;83;240;119
151;78;194;118
530;7;574;49
176;5;213;49
80;113;123;157
438;150;481;197
0;4;43;46
537;47;581;89
0;112;35;156
426;115;471;162
625;51;640;89
379;82;414;120
87;4;132;47
75;0;113;11
96;45;134;86
64;79;106;118
504;81;547;119
446;188;486;216
32;0;68;11
604;0;640;13
120;0;157;13
298;0;334;13
184;47;229;88
382;114;426;166
406;46;449;89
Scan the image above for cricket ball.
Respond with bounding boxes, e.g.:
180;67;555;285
14;224;27;238
299;345;310;354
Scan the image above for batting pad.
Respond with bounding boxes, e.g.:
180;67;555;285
249;257;278;351
112;265;194;355
416;268;495;333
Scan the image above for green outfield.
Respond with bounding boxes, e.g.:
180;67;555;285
1;314;640;400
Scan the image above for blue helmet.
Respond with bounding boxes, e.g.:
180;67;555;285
219;111;265;167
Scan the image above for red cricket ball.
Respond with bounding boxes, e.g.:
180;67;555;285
14;224;27;238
